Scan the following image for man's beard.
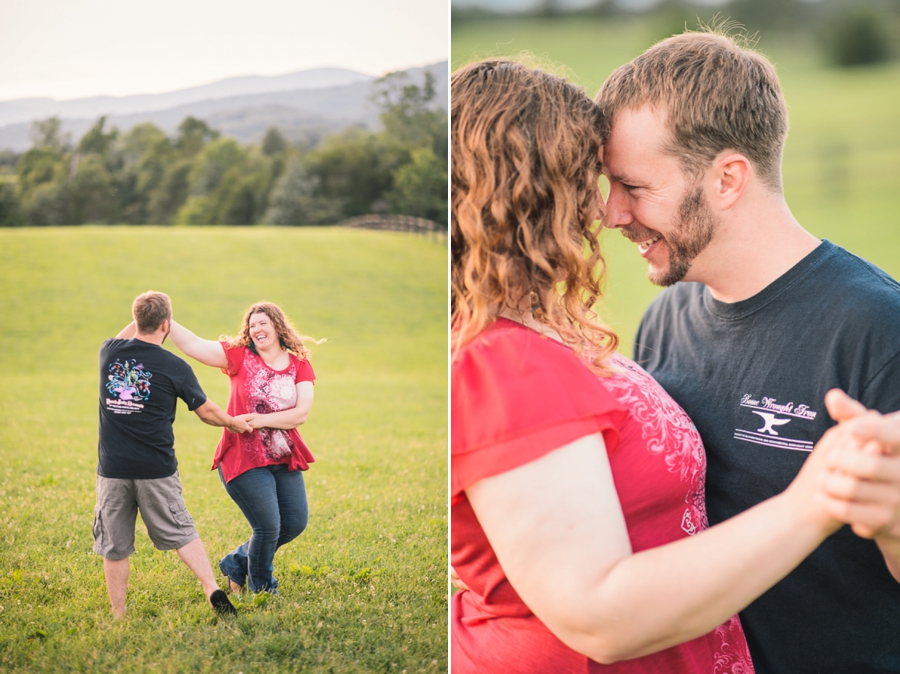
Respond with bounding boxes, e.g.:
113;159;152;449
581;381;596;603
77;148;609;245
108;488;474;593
651;185;717;287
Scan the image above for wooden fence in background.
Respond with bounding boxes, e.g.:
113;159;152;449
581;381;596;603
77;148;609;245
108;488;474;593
338;215;446;243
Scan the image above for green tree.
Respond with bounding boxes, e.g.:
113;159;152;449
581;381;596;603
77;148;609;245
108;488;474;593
263;155;342;225
262;127;288;156
23;181;70;226
69;154;116;223
214;153;276;225
147;159;192;224
387;147;447;225
0;182;20;226
29;117;69;151
187;137;246;196
117;123;174;223
308;127;394;218
175;116;219;158
819;6;892;67
16;118;75;224
373;71;448;160
78;116;118;158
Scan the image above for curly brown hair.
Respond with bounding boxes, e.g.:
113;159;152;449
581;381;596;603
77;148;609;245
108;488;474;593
223;302;323;360
451;59;618;369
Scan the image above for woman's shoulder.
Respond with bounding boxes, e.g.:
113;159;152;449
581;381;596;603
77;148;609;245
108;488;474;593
455;318;585;380
219;341;251;375
289;352;315;380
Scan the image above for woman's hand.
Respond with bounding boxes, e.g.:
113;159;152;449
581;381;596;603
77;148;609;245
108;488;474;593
781;419;866;536
227;415;253;434
232;413;259;429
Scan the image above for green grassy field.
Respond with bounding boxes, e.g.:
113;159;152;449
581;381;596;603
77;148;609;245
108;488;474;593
453;16;900;354
0;226;447;673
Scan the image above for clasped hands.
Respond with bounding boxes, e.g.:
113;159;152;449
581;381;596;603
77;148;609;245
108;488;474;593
228;413;266;433
818;390;900;547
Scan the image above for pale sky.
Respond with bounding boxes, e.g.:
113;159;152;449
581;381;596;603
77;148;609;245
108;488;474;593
0;0;449;101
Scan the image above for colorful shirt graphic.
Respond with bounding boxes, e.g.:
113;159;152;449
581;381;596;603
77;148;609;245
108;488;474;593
214;343;316;482
105;358;152;414
97;338;207;479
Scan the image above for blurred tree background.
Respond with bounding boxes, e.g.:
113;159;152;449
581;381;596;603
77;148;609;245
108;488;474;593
452;0;900;353
0;72;447;228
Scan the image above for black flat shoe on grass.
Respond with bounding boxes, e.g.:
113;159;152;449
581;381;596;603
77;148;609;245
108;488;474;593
210;589;237;615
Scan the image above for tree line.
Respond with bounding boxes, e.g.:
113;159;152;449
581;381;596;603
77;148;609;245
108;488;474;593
0;73;447;228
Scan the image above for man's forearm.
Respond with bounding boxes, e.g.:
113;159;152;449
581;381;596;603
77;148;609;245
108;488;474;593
195;400;231;428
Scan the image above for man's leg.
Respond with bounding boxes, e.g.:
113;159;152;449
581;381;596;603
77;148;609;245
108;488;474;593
138;474;236;614
176;537;220;599
94;476;137;619
103;557;129;619
176;538;236;614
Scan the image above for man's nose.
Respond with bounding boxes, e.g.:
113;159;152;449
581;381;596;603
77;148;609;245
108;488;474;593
603;183;633;229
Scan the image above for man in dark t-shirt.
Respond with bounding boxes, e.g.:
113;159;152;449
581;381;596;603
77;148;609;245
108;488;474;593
597;32;900;673
94;291;250;618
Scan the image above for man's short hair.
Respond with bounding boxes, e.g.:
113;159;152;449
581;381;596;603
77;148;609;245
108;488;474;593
132;292;172;334
596;30;788;192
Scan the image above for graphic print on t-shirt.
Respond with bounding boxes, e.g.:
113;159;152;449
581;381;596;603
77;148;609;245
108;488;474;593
246;365;296;461
602;355;708;537
104;358;152;415
734;393;818;452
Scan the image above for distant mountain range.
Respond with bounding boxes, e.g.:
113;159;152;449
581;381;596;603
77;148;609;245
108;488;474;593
0;62;448;152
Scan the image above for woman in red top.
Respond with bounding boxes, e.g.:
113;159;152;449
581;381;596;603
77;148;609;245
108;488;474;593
170;302;320;593
450;60;865;672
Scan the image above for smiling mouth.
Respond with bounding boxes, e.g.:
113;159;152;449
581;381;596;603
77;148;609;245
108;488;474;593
636;234;661;254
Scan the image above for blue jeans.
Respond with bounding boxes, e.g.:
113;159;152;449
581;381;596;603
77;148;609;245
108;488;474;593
217;464;309;593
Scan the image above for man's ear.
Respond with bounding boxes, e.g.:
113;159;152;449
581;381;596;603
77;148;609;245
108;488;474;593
712;152;751;211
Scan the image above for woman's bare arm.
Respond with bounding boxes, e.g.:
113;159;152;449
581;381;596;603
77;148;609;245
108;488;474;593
245;381;314;430
467;429;847;664
168;320;228;369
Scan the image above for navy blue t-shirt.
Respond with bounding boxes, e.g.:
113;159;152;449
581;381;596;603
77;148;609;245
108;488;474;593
98;338;207;479
635;240;900;673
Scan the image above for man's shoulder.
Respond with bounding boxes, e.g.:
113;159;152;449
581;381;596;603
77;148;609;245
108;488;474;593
818;244;900;316
100;340;194;372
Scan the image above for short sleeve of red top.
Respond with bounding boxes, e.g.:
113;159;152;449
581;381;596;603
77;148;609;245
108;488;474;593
451;318;627;498
213;342;316;483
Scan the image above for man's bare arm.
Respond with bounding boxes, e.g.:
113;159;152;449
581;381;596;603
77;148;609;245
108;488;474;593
193;400;251;434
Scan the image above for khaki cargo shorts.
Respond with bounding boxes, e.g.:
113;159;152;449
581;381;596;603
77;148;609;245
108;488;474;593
92;471;199;560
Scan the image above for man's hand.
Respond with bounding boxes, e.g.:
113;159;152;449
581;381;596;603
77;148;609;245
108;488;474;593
228;415;253;434
819;389;900;582
233;413;264;430
820;390;900;538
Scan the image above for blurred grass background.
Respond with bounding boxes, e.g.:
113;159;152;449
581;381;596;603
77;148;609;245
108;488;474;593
0;226;447;673
453;12;900;354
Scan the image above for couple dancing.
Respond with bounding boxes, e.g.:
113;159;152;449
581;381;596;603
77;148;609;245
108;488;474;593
93;292;319;617
451;30;900;673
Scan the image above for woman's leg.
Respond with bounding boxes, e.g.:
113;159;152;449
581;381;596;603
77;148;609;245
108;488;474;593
218;466;281;593
271;465;309;548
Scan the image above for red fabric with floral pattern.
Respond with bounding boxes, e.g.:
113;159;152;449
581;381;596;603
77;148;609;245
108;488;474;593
213;343;316;483
451;318;754;674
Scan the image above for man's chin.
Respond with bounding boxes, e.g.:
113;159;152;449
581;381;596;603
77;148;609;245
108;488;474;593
647;260;691;287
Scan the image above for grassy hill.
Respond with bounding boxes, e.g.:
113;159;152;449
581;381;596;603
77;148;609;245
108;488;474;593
453;16;900;354
0;226;447;673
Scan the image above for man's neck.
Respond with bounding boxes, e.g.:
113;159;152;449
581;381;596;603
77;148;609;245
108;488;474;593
133;331;165;346
690;196;820;304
